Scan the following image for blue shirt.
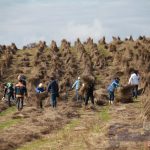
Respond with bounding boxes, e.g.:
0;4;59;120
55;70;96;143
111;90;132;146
107;80;119;92
35;87;45;93
72;80;80;90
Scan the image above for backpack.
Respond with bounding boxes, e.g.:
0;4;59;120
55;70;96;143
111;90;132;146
6;83;14;94
16;86;22;95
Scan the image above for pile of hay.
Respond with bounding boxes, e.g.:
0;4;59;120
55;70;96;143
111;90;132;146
82;75;95;84
94;89;108;105
35;91;48;108
77;75;95;100
143;99;150;121
115;85;134;103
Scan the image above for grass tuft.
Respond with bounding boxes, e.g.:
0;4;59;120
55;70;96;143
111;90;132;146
99;106;110;122
0;118;22;130
0;106;16;116
17;119;80;150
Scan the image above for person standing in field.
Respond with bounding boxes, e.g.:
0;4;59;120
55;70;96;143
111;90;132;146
128;70;140;99
47;76;59;108
15;80;27;111
18;74;27;87
3;82;14;107
72;77;81;101
85;81;95;108
35;83;45;109
107;77;120;104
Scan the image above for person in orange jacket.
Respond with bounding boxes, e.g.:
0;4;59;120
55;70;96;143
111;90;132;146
15;80;27;111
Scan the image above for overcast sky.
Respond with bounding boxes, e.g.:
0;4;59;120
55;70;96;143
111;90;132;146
0;0;150;47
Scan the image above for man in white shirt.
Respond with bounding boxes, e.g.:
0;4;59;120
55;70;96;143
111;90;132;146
128;70;140;98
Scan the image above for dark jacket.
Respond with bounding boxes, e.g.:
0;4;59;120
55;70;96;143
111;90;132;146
86;83;94;96
15;82;27;98
4;86;14;97
47;80;59;95
21;80;26;87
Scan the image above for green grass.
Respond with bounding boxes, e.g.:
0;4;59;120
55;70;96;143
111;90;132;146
98;106;110;122
64;119;79;131
0;106;16;116
0;107;23;131
11;107;110;150
91;106;111;133
17;139;48;150
0;118;22;130
17;119;80;150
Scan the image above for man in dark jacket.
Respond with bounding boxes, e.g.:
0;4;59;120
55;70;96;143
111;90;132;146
47;77;59;108
85;82;94;107
15;80;27;111
3;82;14;107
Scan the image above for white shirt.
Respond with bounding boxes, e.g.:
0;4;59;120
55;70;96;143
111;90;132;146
128;73;140;85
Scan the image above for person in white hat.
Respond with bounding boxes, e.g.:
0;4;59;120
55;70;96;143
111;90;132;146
36;83;45;93
35;83;45;109
72;77;81;101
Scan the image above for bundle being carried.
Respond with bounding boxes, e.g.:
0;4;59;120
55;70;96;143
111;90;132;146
115;84;134;103
35;91;48;108
94;89;108;105
79;75;95;99
82;75;95;84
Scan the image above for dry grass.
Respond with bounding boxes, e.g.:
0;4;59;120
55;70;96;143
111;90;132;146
0;118;22;130
0;37;150;150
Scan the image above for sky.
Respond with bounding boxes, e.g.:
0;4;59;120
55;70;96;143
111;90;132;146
0;0;150;48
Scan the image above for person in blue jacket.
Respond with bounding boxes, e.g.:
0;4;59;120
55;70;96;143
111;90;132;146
72;77;81;101
47;76;59;108
35;83;45;109
35;83;45;93
107;77;120;104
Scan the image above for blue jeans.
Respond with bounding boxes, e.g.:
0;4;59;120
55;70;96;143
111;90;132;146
75;89;79;101
51;94;57;108
108;91;114;101
16;97;24;111
132;85;138;98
